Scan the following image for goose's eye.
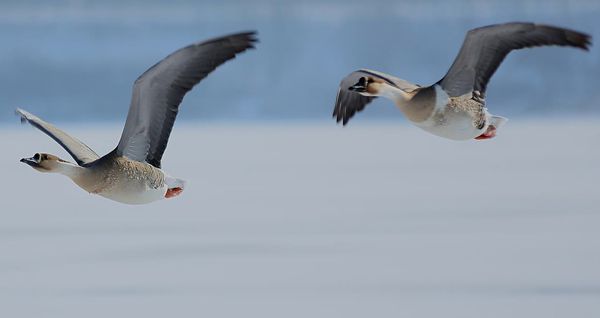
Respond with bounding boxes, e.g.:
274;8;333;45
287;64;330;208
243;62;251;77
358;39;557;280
33;153;40;161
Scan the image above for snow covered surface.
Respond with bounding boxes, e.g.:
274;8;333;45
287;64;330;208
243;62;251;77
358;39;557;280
1;120;600;317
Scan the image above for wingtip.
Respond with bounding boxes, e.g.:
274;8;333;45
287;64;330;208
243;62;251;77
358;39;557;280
236;30;259;42
246;30;259;39
334;113;342;124
582;34;592;51
201;30;259;49
14;108;28;123
564;28;592;51
231;31;259;51
238;30;258;37
575;34;592;51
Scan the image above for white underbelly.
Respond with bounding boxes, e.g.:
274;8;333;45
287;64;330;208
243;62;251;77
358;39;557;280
415;108;488;141
98;182;168;205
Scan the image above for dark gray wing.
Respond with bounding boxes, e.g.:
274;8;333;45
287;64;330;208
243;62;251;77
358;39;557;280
16;108;100;166
116;32;257;168
439;22;591;97
332;70;375;125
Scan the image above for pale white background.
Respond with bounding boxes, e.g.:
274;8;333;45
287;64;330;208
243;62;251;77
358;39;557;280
2;121;599;317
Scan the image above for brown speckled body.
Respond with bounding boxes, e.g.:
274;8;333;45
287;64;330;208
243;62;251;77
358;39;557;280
404;85;490;140
399;87;486;129
447;94;487;129
72;152;167;201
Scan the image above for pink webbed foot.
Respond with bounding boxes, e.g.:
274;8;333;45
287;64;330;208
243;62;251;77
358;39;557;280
475;125;497;140
165;187;184;199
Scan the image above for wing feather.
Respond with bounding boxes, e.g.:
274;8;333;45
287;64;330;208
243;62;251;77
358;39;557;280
16;108;100;166
116;32;257;168
439;22;591;97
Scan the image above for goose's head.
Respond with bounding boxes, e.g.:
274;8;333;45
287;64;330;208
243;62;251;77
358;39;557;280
20;153;68;173
348;76;386;96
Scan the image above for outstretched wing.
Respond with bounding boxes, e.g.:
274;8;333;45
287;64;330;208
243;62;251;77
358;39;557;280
16;108;100;166
439;22;591;97
116;32;258;168
333;69;419;125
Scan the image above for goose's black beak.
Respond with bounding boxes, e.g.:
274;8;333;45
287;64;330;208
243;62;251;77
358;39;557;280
20;156;39;168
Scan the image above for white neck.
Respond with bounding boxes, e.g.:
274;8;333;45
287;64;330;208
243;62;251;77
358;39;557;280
55;160;85;179
374;83;411;104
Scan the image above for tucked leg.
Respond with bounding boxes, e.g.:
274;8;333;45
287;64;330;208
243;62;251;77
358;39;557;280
475;125;497;140
165;187;184;198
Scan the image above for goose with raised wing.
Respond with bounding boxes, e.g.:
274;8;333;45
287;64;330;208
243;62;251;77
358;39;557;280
333;22;591;140
18;32;257;204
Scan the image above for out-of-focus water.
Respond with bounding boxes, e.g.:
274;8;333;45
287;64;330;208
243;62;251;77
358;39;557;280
0;0;598;123
1;121;599;317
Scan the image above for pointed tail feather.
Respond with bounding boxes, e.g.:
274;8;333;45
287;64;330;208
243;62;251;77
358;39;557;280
490;115;508;128
165;175;186;189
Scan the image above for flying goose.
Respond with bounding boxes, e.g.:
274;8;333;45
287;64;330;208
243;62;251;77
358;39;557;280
333;22;591;140
17;32;257;204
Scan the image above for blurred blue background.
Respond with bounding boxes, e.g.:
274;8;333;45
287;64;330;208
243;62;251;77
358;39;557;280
0;0;598;124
